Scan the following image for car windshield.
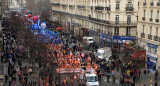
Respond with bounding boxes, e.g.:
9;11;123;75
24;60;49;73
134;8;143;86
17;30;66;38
88;39;93;41
97;52;103;57
86;76;97;82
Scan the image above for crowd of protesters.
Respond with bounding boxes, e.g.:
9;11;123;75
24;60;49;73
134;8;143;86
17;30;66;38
1;14;159;86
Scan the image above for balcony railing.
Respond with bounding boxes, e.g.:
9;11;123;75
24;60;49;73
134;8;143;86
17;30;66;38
149;18;153;21
62;4;67;7
52;3;60;6
77;5;85;8
141;33;145;38
89;17;110;24
143;2;146;6
125;7;134;11
95;6;104;10
154;36;158;41
142;17;145;20
157;2;160;6
69;5;75;8
110;21;137;26
148;34;152;40
150;2;154;6
155;19;159;22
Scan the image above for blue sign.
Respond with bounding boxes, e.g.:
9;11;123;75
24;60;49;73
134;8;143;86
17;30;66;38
32;24;39;30
147;43;158;48
113;36;136;40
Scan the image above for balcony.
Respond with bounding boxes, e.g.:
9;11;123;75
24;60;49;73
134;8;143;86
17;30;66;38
89;17;110;24
157;2;160;6
141;33;145;38
142;17;145;20
125;7;134;12
52;3;60;6
149;18;153;21
77;5;85;9
150;2;154;6
95;6;104;10
154;36;158;41
62;4;67;7
110;21;137;26
143;2;146;6
148;34;152;40
74;14;89;19
106;7;111;11
155;19;159;22
69;5;75;8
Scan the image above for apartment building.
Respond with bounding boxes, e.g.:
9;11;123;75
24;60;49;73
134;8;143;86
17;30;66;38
51;0;138;47
138;0;160;73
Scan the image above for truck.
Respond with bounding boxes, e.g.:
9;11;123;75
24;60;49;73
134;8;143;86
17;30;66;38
96;47;112;61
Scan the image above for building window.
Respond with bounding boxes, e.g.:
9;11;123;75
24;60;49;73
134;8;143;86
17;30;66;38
144;0;146;3
150;26;152;35
128;2;132;7
148;46;157;55
157;11;159;19
144;10;146;17
150;10;153;19
116;2;120;9
126;27;131;35
127;15;131;24
115;15;119;24
156;27;158;36
143;25;145;33
114;27;119;35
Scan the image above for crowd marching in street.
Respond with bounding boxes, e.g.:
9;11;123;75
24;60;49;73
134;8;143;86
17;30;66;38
0;12;159;86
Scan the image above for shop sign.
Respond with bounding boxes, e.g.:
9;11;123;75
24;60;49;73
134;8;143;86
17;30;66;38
113;36;136;40
147;43;158;49
146;52;157;58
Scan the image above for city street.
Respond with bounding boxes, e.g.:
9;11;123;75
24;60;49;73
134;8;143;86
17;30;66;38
0;0;160;86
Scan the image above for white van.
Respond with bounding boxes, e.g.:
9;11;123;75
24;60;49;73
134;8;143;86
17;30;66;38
83;37;94;44
84;73;99;86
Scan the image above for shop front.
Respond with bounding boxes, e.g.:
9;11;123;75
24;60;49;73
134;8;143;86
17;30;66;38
89;30;99;43
100;33;111;47
146;43;158;73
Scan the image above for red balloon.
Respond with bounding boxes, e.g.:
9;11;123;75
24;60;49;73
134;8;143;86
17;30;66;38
28;14;32;19
32;16;38;23
26;10;29;13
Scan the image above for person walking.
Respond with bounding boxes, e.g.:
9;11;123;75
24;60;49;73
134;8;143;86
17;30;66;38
133;74;136;82
8;76;12;86
5;74;8;84
137;69;141;78
107;73;110;83
155;70;158;81
112;75;116;85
